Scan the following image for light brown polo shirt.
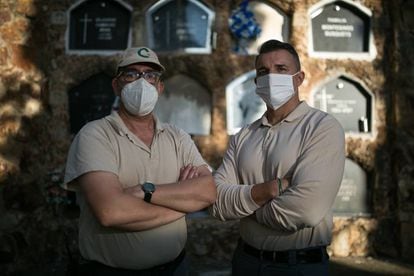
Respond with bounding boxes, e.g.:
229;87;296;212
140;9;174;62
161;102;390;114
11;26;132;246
63;111;206;269
210;101;345;251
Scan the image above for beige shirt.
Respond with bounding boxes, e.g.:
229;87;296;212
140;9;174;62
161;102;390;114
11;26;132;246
63;111;206;269
210;102;345;251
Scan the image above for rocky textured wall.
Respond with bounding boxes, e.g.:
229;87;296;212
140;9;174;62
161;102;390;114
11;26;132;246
0;1;80;273
391;0;414;262
0;0;413;274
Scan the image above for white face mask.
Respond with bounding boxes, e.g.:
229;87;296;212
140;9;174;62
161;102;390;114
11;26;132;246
121;78;158;116
256;72;299;110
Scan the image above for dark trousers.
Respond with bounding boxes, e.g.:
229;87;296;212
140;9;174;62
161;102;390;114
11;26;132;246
74;250;188;276
232;240;330;276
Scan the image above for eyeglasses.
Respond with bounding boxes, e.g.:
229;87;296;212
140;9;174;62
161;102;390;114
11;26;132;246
117;70;162;84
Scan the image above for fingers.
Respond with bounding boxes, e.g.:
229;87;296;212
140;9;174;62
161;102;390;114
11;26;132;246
179;165;190;181
179;164;199;181
281;178;289;190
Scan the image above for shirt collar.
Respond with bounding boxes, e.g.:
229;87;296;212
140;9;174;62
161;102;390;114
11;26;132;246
105;111;165;137
259;101;310;127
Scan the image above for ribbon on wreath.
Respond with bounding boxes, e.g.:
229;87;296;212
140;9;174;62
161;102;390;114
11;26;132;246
229;0;261;53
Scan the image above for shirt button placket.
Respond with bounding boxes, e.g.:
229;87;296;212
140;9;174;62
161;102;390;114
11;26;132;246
263;129;271;150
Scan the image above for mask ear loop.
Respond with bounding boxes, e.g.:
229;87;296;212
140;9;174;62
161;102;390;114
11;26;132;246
291;71;304;89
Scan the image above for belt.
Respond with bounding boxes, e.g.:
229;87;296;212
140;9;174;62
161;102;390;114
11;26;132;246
242;242;327;264
78;249;186;274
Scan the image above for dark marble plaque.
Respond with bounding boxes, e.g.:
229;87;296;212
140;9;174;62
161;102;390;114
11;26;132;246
68;73;115;134
313;76;372;133
148;0;213;52
311;2;370;52
68;0;131;50
333;158;370;216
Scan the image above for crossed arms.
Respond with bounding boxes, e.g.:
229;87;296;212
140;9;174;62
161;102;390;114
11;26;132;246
78;164;216;232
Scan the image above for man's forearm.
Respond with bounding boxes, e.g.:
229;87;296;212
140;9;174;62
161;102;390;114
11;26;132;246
113;206;185;231
151;174;216;212
124;166;216;213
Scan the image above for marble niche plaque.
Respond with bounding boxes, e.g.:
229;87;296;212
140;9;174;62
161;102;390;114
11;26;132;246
311;1;370;53
68;73;115;134
333;158;370;216
226;71;266;135
154;74;211;136
146;0;215;53
312;76;373;134
67;0;131;51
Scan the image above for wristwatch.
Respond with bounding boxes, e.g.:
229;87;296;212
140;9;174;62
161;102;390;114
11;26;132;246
142;182;156;203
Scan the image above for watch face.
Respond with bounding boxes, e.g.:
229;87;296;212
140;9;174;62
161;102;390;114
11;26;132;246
143;182;155;192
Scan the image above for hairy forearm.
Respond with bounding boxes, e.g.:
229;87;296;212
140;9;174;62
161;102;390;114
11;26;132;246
79;172;185;231
123;166;216;213
152;174;216;212
112;206;185;231
89;191;185;229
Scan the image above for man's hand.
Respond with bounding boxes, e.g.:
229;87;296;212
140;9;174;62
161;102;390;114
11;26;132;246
251;177;290;206
123;165;201;198
179;164;200;181
280;177;290;194
124;164;215;212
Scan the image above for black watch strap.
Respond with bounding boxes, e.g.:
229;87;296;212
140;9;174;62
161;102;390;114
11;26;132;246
144;192;152;203
142;182;155;203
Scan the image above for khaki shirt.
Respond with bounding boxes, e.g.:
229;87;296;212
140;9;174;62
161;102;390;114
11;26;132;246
63;111;206;269
210;102;345;251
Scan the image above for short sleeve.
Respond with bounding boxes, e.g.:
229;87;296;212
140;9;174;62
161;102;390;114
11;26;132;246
62;121;118;191
175;127;207;167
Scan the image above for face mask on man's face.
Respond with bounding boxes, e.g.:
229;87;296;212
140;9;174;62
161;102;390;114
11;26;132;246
121;78;158;116
256;72;300;110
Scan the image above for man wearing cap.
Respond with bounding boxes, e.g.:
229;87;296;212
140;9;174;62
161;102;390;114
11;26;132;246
63;47;216;275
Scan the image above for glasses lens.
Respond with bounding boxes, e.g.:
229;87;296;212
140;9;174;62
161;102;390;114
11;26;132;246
119;71;161;83
121;71;137;82
143;72;161;83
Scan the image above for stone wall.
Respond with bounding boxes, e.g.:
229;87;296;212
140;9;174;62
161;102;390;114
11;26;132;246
391;0;414;262
0;0;413;274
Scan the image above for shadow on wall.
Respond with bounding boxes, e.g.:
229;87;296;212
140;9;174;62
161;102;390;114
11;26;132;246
0;0;80;275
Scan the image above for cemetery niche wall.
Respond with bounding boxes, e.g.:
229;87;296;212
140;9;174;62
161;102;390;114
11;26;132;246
2;1;414;273
154;74;211;136
66;0;132;53
333;158;371;216
229;0;290;55
309;0;376;59
68;72;115;134
226;70;266;135
311;75;374;135
146;0;215;53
